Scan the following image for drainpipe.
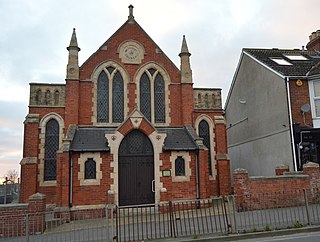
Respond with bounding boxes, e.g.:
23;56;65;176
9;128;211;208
286;77;298;171
195;149;200;201
69;151;73;207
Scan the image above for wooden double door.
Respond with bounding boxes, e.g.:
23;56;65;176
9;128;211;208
118;130;154;206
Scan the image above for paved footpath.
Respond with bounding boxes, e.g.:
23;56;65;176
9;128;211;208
150;225;320;242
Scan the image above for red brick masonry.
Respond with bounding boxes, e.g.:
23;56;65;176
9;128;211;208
0;193;46;237
233;162;320;210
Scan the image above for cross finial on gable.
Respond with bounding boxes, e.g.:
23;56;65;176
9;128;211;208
128;5;134;19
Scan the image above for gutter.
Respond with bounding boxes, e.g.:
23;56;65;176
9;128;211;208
69;151;73;207
195;149;200;206
285;77;298;171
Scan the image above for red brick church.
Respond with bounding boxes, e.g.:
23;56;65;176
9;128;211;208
20;5;231;208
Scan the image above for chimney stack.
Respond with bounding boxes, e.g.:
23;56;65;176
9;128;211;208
306;30;320;51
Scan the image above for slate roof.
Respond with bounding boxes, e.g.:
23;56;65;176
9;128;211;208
70;126;199;152
244;48;320;77
158;126;199;151
70;127;116;152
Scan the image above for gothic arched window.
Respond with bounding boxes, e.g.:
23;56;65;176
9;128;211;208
97;68;125;124
44;119;59;181
112;71;124;123
139;68;166;124
140;73;151;121
97;71;109;123
175;156;185;176
154;73;165;123
199;120;212;175
85;158;96;179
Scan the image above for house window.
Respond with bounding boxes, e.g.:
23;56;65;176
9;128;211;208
139;69;165;123
44;119;59;181
198;120;212;175
85;158;96;179
311;80;320;118
97;68;124;123
175;156;185;176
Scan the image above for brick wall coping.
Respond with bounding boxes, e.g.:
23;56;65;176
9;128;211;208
250;175;309;181
29;193;46;200
233;168;248;174
303;162;320;168
284;171;303;175
0;203;28;210
276;164;289;169
70;204;106;211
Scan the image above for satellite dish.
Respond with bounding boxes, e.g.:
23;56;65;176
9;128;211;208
300;104;311;113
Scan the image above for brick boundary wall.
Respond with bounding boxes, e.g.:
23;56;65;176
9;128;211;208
233;163;320;211
0;193;46;237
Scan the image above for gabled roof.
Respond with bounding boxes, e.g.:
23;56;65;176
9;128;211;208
80;7;180;73
225;48;320;109
244;48;320;77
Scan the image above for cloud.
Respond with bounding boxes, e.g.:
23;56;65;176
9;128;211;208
0;0;319;176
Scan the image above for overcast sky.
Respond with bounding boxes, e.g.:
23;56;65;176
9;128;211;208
0;0;319;179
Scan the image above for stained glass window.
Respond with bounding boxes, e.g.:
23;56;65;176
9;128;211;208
199;120;212;175
148;68;156;75
107;66;115;74
85;158;96;179
154;73;165;123
175;156;185;176
44;119;59;181
119;130;153;155
140;73;151;121
97;71;109;123
112;71;124;123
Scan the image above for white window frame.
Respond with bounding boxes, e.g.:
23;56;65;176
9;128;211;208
309;79;320;127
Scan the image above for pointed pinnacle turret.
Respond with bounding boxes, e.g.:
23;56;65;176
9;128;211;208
179;35;192;84
128;5;134;20
67;28;80;51
66;28;80;80
179;35;191;57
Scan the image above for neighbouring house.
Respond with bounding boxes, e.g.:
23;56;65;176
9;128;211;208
19;5;231;208
225;30;320;177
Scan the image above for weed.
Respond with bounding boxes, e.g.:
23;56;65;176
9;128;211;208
192;234;199;239
293;221;303;228
250;227;258;232
264;224;271;231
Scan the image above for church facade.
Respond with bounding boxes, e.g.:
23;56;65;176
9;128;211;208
20;6;231;208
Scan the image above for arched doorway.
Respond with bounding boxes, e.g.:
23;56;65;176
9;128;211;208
119;130;154;206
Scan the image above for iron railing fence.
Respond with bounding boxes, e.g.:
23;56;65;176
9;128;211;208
1;207;110;242
114;197;229;242
229;188;320;233
1;188;320;242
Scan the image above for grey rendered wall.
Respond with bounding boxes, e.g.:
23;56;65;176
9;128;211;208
225;53;293;177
